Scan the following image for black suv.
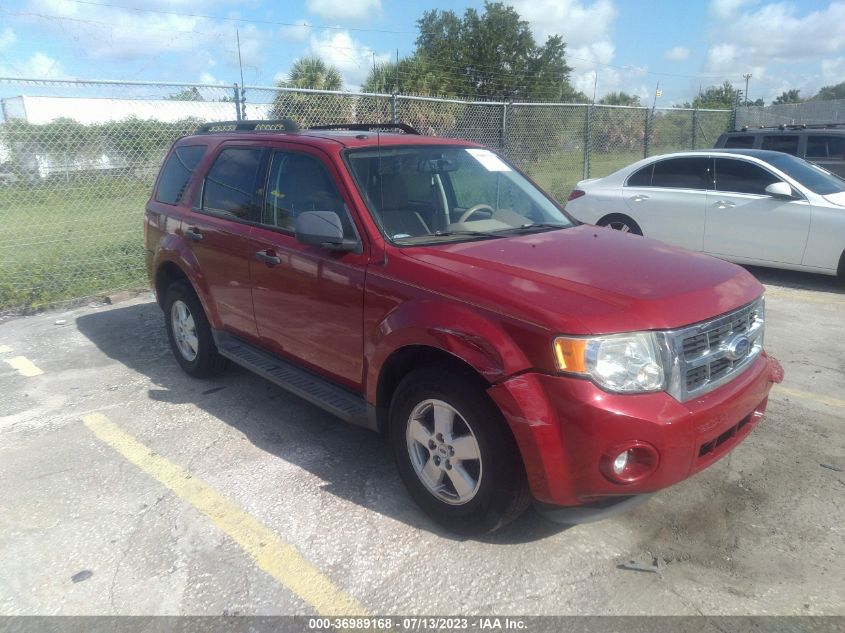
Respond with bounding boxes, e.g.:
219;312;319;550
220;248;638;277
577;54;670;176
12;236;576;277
715;124;845;177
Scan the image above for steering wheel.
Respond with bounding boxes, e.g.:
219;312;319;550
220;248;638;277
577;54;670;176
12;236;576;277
458;203;495;223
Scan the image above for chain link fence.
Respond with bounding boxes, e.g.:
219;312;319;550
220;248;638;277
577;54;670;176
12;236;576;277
736;99;845;128
0;77;731;314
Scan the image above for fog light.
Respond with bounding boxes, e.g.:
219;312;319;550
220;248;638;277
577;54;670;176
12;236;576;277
613;450;630;474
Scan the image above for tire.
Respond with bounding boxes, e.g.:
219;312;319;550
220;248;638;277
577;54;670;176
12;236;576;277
597;213;643;236
163;280;228;378
389;367;530;534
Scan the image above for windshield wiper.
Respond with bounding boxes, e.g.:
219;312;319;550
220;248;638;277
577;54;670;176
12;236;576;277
392;230;505;245
493;222;568;234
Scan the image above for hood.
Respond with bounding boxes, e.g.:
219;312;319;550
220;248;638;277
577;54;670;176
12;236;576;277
402;225;763;335
823;191;845;207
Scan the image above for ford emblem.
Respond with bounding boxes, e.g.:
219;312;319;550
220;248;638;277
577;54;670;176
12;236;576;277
724;334;751;360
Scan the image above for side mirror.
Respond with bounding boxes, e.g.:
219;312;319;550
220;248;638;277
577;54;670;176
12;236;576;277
295;211;357;252
764;181;794;199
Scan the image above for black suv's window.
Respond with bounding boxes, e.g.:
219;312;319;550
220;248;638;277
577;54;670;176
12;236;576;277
806;135;845;159
262;150;354;237
723;135;755;149
626;164;653;186
650;157;710;189
761;135;799;155
202;147;263;220
714;158;780;195
155;145;206;205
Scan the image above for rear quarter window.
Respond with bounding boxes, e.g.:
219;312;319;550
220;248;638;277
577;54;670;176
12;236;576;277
155;145;207;205
723;135;755;149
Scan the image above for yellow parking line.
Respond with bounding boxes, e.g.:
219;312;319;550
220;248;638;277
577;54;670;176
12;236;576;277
0;345;12;354
4;356;43;377
773;385;845;409
83;413;367;616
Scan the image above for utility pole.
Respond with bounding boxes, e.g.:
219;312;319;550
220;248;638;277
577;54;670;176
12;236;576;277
236;29;246;120
743;73;752;107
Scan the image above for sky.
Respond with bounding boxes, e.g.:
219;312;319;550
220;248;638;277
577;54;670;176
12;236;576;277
0;0;844;105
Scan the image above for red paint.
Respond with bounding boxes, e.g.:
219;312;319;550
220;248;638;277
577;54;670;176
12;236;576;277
145;128;782;511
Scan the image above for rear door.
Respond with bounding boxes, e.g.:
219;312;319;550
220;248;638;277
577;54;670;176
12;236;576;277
622;156;711;250
704;157;811;264
248;145;367;389
182;143;266;339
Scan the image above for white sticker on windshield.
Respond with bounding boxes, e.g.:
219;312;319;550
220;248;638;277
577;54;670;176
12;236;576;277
465;148;512;172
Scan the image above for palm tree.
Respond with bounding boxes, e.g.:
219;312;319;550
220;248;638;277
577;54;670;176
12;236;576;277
285;56;343;91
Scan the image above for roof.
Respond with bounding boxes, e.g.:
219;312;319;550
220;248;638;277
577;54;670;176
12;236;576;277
652;148;799;160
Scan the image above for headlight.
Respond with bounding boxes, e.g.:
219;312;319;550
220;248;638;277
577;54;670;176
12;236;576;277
553;332;665;393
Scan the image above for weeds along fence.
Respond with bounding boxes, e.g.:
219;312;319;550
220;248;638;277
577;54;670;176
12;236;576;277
0;77;731;314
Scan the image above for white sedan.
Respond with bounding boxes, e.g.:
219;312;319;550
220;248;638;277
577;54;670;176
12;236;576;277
564;149;845;276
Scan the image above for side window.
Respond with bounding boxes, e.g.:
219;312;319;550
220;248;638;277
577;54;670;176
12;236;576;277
202;147;263;220
262;151;354;237
626;164;653;186
761;135;799;155
723;135;755;149
714;158;780;195
650;157;710;189
155;145;206;205
806;135;845;159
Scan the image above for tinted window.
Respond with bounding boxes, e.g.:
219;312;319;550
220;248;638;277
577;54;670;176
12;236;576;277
714;158;780;195
806;135;845;159
723;135;755;149
761;135;799;155
650;157;710;189
263;151;353;237
202;147;263;219
626;164;653;186
155;145;206;205
764;152;845;195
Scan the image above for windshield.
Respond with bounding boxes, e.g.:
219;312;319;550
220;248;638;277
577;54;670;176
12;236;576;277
346;145;574;244
765;152;845;195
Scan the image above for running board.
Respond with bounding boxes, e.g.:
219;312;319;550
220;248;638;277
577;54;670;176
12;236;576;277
213;331;373;430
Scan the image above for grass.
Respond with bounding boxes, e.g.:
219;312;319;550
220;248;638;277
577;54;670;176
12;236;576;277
0;175;151;313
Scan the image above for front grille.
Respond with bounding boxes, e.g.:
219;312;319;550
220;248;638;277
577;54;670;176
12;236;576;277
664;298;764;402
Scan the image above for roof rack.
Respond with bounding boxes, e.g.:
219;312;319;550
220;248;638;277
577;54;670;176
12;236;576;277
308;123;420;135
195;119;300;134
734;122;845;132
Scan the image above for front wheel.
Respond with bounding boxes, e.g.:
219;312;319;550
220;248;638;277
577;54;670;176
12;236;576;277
597;214;643;235
389;367;530;534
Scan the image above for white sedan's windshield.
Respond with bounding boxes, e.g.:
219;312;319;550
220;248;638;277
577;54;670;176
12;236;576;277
347;146;573;243
765;153;845;195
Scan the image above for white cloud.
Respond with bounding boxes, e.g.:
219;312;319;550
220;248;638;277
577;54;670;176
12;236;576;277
306;0;381;22
0;52;68;78
664;46;690;62
280;19;312;43
306;29;390;89
0;27;16;51
709;0;756;19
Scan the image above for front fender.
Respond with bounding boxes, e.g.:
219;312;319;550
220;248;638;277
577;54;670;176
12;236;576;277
365;298;535;404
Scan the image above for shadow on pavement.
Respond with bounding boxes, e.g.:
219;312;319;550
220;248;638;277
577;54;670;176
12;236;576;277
76;301;570;543
744;265;844;295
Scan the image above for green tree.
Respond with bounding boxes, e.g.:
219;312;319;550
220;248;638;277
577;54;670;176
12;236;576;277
362;2;582;101
166;87;204;101
810;82;845;101
773;89;801;105
271;56;350;127
682;81;741;109
598;91;641;106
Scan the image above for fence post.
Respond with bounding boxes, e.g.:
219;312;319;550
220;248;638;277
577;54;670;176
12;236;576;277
391;93;398;124
643;110;651;158
233;83;241;120
500;102;509;155
691;109;698;149
583;105;591;180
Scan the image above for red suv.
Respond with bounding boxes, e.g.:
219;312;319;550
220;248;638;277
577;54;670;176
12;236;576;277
144;120;784;534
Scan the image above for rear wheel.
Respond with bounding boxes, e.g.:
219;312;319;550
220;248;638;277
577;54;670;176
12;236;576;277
389;367;530;534
163;281;227;378
598;213;643;236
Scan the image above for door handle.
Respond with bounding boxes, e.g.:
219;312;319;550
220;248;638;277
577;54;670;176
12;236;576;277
631;194;649;202
184;227;203;241
714;200;736;209
255;249;282;266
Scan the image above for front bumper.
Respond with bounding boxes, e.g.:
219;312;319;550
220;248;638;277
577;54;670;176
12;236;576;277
487;353;783;507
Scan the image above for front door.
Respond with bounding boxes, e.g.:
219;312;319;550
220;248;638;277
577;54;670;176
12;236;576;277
248;146;367;389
